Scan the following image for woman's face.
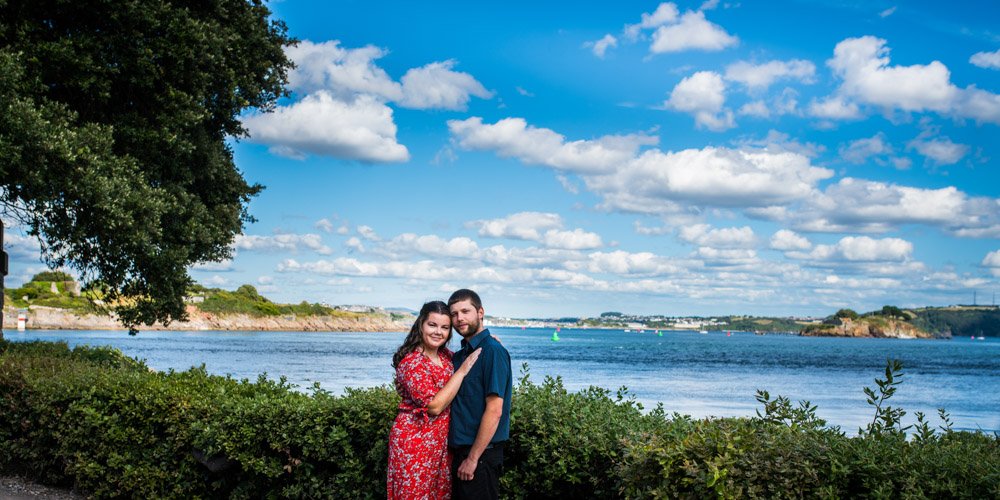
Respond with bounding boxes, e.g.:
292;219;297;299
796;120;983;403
420;312;452;351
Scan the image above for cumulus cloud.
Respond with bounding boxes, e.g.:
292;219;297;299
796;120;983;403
386;234;481;258
907;133;969;165
579;250;685;276
665;71;735;131
808;95;862;120
233;233;333;255
679;224;756;248
591;147;833;213
770;229;812;251
819;36;1000;124
243;92;409;162
468;212;602;249
970;49;1000;70
541;229;603;250
650;10;738;53
983;250;1000;277
790;236;913;262
246;40;491;162
792;178;971;233
471;212;563;240
624;2;680;40
838;133;909;168
285;40;402;99
585;34;618;58
724;59;816;91
1;232;41;261
448;117;657;174
398;60;493;110
191;260;235;272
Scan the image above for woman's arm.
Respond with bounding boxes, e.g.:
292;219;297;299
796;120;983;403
427;348;481;416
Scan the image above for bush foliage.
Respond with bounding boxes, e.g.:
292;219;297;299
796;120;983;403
0;341;997;498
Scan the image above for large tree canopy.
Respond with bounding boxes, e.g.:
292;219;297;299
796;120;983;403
0;0;294;331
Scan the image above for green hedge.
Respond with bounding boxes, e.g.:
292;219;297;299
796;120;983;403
0;341;997;498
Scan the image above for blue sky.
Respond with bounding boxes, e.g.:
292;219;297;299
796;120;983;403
6;0;1000;318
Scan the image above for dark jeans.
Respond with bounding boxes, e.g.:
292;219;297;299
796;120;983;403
450;443;504;500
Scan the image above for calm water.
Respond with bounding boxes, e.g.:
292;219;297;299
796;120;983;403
6;327;998;434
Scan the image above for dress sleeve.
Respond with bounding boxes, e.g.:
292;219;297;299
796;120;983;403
397;354;437;408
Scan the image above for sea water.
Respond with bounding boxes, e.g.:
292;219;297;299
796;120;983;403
6;328;998;434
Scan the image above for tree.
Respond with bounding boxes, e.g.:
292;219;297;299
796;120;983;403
881;305;905;319
834;308;859;320
0;0;294;333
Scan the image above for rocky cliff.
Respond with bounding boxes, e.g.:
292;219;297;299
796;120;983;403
800;317;942;339
2;305;412;333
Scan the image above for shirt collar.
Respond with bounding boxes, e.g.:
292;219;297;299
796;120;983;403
460;328;491;350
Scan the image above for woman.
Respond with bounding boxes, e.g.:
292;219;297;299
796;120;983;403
387;301;481;500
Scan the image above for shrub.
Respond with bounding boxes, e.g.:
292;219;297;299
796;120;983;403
0;343;997;498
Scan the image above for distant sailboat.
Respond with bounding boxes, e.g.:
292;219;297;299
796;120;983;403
698;329;708;335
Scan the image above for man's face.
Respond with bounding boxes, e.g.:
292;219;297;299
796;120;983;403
450;299;484;338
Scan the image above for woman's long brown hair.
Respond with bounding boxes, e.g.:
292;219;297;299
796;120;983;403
392;300;452;369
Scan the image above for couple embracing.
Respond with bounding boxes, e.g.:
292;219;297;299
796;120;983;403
387;289;512;500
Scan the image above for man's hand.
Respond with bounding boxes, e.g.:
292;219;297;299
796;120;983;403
457;455;478;481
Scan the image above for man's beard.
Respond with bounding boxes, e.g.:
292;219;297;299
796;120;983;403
459;316;481;336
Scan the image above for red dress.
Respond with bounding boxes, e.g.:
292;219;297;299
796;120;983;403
387;349;454;500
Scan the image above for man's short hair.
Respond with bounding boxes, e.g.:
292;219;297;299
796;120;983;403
448;288;482;310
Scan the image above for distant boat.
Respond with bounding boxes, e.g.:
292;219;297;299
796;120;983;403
699;329;708;335
624;329;631;333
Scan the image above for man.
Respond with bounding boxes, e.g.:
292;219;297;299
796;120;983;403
448;289;512;500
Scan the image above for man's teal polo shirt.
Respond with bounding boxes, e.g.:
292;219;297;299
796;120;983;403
449;329;512;446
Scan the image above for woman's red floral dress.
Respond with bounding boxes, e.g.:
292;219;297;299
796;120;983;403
387;348;454;499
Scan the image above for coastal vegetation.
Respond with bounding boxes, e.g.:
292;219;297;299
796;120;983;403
0;340;996;498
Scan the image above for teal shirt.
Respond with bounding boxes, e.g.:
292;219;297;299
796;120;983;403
449;329;512;446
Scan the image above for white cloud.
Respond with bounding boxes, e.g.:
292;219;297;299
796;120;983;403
700;0;720;10
386;234;481;258
357;225;380;241
970;49;1000;70
448;117;657;174
192;260;235;272
679;224;756;248
839;133;898;165
285;40;402;100
580;250;685;276
398;60;493;110
821;36;1000;124
586;34;618;58
541;229;603;250
879;7;896;18
624;2;680;40
770;229;812;251
233;233;333;255
829;36;957;113
471;212;563;240
789;236;912;262
345;237;365;252
315;218;335;233
808;95;862;119
650;10;738;53
243;92;409;162
983;250;1000;277
907;134;969;165
665;71;735;131
592;147;833;212
1;232;41;261
724;59;816;91
206;275;228;286
467;212;601;249
796;178;970;232
695;247;759;265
